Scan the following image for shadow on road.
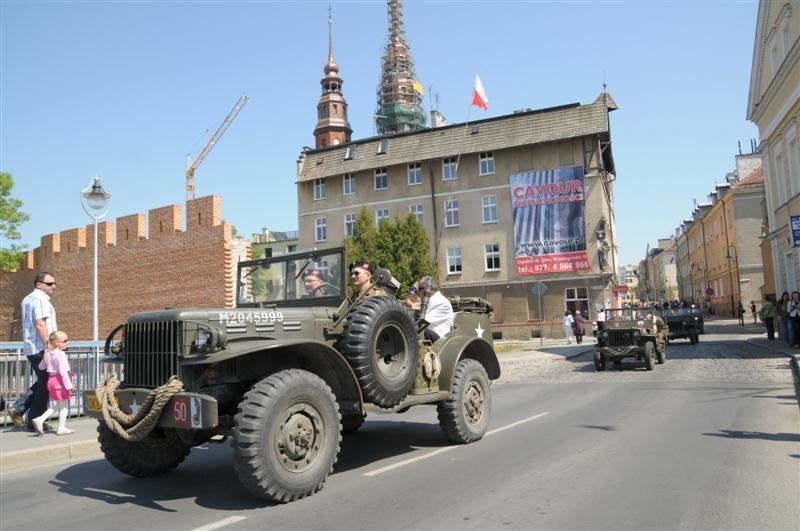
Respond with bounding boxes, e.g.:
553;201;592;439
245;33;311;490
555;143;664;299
703;429;800;444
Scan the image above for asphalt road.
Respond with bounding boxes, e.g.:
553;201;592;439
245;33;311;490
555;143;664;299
2;324;798;531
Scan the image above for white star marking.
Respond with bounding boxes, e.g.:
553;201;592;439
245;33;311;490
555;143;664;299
129;397;141;415
475;323;485;338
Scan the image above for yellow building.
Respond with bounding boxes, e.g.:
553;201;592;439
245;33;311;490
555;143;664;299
748;0;800;295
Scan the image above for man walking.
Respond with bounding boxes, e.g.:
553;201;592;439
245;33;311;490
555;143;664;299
8;272;58;431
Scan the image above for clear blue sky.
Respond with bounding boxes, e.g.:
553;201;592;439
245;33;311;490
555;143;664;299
1;0;760;267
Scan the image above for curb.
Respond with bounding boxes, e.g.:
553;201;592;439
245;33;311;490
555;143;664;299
1;439;101;474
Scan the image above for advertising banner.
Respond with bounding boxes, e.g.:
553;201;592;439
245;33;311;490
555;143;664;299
510;165;591;275
791;215;800;247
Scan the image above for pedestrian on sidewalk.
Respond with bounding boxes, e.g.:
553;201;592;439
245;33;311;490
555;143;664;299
750;301;757;324
563;310;575;344
760;295;776;341
777;292;792;345
573;310;586;344
737;301;745;326
32;330;74;436
596;307;606;333
788;291;800;348
8;272;57;431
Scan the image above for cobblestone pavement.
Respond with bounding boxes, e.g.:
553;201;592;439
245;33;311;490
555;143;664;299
498;330;797;386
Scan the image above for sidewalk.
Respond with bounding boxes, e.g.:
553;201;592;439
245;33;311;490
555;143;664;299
1;331;796;475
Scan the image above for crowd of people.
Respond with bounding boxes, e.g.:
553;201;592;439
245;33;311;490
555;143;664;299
762;291;800;346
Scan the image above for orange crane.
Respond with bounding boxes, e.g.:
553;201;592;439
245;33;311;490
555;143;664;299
186;95;249;201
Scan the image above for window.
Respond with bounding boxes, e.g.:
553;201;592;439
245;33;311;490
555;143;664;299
314;179;326;200
479;152;495;175
447;247;462;274
377;138;388;154
410;204;423;224
485;243;500;271
442;157;458;181
376;208;389;226
344;145;356;160
344;213;356;237
374;168;388;190
482;195;497;223
565;287;589;316
445;199;460;227
408;163;422;185
315;218;327;242
343;173;355;195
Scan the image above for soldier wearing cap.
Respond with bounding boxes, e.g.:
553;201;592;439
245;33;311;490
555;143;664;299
348;260;385;302
302;268;326;296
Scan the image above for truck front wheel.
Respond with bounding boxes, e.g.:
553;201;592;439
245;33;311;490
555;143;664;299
437;359;491;444
97;422;192;477
234;369;341;503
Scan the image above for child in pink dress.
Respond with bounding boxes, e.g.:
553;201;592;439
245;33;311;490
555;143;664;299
32;330;74;435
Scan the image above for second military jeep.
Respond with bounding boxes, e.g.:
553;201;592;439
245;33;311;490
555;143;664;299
661;306;702;344
594;307;667;371
84;247;499;503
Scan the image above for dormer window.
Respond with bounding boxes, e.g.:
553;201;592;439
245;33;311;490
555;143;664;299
345;145;356;160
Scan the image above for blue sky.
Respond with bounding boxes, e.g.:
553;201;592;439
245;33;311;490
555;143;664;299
2;0;760;267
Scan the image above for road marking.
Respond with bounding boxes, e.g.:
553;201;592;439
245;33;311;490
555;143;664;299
363;411;550;477
188;516;247;531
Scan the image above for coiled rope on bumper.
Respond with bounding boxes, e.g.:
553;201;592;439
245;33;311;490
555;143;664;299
95;375;184;442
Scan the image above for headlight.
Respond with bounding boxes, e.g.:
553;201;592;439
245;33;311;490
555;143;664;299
192;325;226;355
632;330;641;338
600;331;609;339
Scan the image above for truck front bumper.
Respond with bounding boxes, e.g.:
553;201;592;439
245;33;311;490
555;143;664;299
83;389;219;430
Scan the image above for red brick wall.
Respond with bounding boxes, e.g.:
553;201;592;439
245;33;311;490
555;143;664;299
0;195;248;341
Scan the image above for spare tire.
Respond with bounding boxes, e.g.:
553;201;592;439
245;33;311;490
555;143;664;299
339;296;419;407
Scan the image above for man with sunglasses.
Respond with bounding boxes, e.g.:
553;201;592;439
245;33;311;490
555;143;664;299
8;272;58;431
348;260;385;302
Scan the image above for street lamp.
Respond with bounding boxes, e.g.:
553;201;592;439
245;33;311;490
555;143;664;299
81;177;111;341
725;245;741;321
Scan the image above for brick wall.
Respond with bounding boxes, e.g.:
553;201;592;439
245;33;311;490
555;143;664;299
0;195;250;341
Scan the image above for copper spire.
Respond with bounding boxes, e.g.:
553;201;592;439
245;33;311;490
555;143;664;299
314;11;352;149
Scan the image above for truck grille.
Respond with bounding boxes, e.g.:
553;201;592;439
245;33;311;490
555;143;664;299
607;330;637;347
667;322;685;333
123;321;181;388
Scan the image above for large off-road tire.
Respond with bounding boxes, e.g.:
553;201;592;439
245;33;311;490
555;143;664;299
690;331;699;345
339;296;419;408
656;346;666;364
643;341;655;371
97;422;192;477
593;353;607;371
341;413;366;434
437;359;491;444
234;370;341;503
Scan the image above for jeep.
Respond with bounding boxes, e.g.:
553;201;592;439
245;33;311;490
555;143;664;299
661;306;701;344
84;247;500;502
594;307;667;371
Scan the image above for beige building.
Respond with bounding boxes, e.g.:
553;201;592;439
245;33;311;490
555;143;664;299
676;158;765;316
296;94;621;339
748;0;800;296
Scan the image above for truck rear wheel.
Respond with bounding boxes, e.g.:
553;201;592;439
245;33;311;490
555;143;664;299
339;296;419;408
97;422;192;477
234;369;341;503
437;359;491;444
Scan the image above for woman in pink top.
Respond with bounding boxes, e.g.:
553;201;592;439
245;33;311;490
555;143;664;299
32;330;74;435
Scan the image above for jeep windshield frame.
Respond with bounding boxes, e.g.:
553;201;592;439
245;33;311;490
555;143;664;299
605;307;658;323
236;247;347;308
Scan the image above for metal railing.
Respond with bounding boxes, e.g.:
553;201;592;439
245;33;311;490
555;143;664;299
1;342;122;427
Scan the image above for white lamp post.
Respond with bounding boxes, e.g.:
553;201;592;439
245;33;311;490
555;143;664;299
81;177;111;341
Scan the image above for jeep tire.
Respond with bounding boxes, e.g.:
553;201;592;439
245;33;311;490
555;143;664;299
339;296;419;407
437;358;491;444
97;422;192;477
234;369;341;503
643;341;655;371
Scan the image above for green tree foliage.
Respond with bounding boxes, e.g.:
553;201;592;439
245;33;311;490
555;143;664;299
346;207;434;295
0;172;30;271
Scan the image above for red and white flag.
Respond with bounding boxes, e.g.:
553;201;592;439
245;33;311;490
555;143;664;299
471;74;489;110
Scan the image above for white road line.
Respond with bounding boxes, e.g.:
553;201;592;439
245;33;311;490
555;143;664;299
188;516;248;531
363;411;550;477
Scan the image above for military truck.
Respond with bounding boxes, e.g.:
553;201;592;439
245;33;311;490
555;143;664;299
83;247;499;502
593;307;667;371
661;307;701;344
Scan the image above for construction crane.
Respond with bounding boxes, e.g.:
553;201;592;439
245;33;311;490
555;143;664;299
186;95;249;201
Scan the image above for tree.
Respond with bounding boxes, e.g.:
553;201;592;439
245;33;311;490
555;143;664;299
346;208;434;295
0;172;30;271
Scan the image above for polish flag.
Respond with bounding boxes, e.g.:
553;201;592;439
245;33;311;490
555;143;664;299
471;74;489;110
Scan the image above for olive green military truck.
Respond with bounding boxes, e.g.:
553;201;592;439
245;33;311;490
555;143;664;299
594;307;667;371
84;247;499;503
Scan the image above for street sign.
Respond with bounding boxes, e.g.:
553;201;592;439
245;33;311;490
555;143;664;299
530;281;548;296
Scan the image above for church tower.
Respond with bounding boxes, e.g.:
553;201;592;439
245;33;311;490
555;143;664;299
314;14;352;149
376;0;426;135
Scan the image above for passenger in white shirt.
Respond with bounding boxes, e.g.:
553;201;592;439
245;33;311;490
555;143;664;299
404;277;454;342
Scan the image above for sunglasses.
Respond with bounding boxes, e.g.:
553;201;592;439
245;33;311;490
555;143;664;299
41;281;56;286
